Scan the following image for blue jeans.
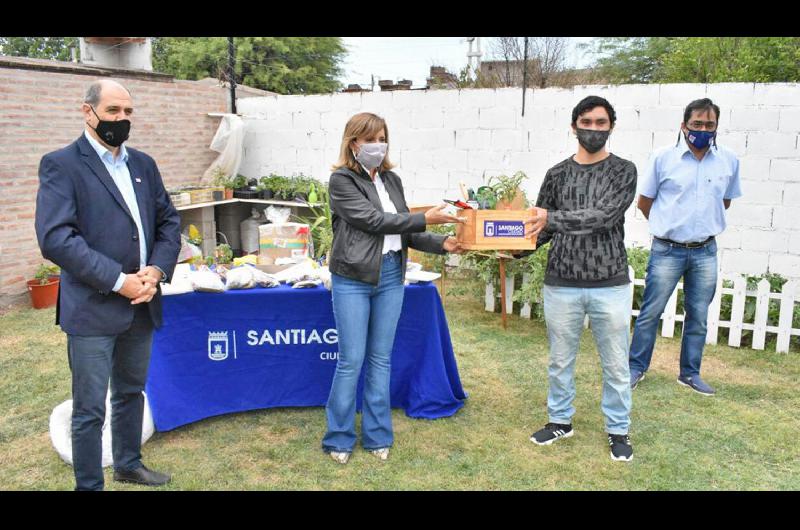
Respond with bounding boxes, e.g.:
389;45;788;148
543;284;632;435
629;238;718;378
322;252;405;453
67;305;153;491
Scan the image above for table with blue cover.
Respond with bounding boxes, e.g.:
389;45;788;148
146;282;467;431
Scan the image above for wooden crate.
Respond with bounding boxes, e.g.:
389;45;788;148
187;188;215;204
455;209;536;250
169;192;191;208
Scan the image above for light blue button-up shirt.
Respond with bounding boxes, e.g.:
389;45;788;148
83;130;147;292
639;141;742;243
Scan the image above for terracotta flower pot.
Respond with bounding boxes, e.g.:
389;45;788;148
27;278;59;309
224;188;234;200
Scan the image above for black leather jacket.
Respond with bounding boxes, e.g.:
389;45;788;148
328;166;446;285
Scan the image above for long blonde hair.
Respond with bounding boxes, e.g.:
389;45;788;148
332;112;395;173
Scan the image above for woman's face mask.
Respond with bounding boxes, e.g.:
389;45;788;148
353;142;387;170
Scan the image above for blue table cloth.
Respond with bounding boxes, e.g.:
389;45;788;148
146;282;467;431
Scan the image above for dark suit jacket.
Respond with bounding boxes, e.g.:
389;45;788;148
35;134;182;336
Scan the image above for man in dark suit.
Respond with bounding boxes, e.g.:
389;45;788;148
35;79;181;490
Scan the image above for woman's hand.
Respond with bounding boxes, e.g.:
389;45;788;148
443;236;465;254
425;204;464;225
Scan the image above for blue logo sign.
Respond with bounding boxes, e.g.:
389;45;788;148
484;221;524;238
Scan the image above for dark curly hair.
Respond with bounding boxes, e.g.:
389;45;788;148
571;95;616;128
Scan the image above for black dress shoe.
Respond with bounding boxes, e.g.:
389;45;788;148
113;464;171;486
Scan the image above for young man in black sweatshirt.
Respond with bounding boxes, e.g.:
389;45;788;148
524;96;638;462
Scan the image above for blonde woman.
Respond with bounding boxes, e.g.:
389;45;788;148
322;112;463;464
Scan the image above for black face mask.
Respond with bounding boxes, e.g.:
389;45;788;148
576;128;610;154
88;106;130;147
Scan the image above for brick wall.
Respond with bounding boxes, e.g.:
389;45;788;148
237;83;800;281
0;62;227;305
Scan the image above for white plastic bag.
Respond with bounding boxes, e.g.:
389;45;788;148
225;266;256;290
49;392;155;468
162;263;194;296
266;205;291;225
201;114;244;182
292;279;322;289
190;268;225;293
250;266;280;288
178;234;203;263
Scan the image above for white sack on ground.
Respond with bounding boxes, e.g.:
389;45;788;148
49;392;155;467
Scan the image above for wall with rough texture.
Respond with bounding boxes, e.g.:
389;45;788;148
237;83;800;280
0;62;227;304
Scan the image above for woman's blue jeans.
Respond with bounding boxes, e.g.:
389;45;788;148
629;238;718;378
322;252;404;453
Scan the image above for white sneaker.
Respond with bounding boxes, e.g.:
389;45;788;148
329;451;350;464
369;448;390;461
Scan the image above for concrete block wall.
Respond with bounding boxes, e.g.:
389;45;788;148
0;64;227;304
237;82;800;280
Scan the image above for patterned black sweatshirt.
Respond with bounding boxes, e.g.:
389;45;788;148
534;154;637;288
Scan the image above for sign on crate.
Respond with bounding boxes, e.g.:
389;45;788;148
456;209;536;251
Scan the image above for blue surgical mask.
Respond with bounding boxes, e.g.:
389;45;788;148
684;129;715;150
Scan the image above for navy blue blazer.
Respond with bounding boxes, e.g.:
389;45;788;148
35;134;182;335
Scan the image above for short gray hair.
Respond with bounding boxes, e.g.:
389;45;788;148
83;79;132;107
84;81;103;106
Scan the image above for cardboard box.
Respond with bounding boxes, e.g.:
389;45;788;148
455;209;536;250
257;223;312;264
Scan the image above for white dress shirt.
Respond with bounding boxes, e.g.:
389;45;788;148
362;164;403;254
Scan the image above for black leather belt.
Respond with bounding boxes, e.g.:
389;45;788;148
654;236;714;249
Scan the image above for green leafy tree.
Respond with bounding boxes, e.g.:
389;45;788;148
152;37;346;94
660;37;800;83
0;37;79;61
581;37;677;84
584;37;800;83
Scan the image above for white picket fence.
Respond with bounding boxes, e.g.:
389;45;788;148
484;266;800;353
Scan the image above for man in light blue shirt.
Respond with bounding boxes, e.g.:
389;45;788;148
83;130;160;291
629;98;742;396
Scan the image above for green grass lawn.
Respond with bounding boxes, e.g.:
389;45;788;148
1;277;798;491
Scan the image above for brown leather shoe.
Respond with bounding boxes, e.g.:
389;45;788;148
113;464;171;486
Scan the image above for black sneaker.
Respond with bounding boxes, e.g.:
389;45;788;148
608;434;633;462
530;422;573;445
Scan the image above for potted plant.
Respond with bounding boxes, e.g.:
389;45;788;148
214;243;233;265
271;176;292;201
475;185;497;210
231;174;248;191
294;184;333;264
488;171;528;210
212;167;235;200
232;175;259;199
258;175;275;200
292;175;309;202
27;263;60;309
